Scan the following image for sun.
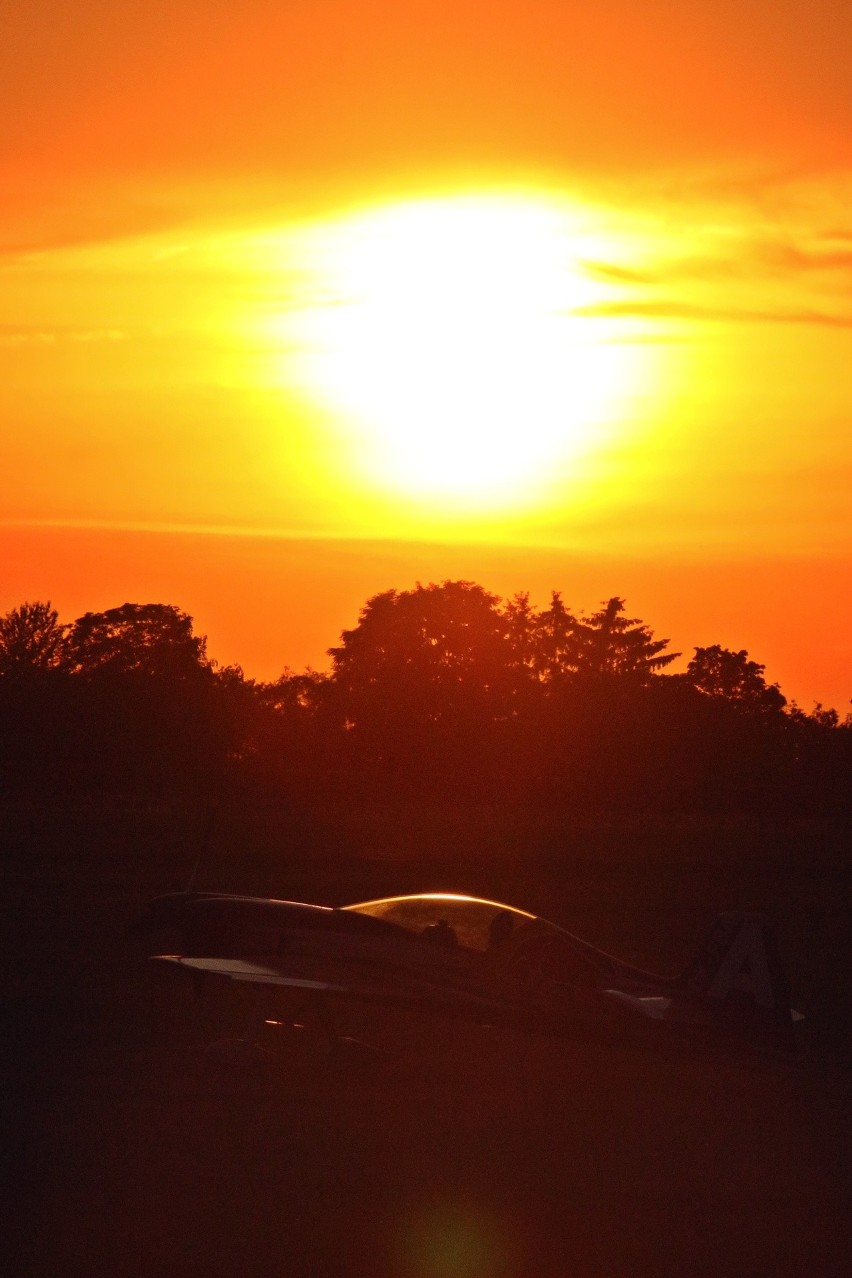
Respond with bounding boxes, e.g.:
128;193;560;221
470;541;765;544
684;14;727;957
266;193;648;510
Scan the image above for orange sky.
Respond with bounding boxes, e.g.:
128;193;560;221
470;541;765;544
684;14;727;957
2;1;850;708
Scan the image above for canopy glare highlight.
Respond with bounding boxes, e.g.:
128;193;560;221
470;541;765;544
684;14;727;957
263;195;655;512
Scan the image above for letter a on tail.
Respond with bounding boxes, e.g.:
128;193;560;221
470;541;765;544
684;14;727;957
681;913;796;1046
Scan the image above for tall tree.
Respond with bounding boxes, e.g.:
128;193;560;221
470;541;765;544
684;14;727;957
532;591;584;682
578;597;677;679
686;645;786;715
0;601;66;677
329;581;511;716
501;591;538;680
64;603;209;679
327;579;515;784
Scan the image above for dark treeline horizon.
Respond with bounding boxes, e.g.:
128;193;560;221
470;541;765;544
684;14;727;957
0;583;849;819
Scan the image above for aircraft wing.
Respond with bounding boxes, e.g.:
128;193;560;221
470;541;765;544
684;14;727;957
151;954;516;1018
153;956;350;992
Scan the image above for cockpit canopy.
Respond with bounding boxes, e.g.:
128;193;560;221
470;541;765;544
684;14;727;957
342;893;536;953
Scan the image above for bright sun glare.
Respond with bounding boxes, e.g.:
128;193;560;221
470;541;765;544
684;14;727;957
265;194;649;510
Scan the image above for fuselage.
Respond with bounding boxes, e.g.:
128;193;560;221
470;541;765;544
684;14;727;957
139;890;799;1052
138;890;668;1028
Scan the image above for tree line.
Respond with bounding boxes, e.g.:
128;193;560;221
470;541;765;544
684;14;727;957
0;585;848;814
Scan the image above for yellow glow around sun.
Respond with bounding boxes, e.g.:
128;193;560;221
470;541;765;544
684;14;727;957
262;193;654;511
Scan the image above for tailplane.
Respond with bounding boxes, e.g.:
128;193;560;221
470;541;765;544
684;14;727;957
678;913;799;1048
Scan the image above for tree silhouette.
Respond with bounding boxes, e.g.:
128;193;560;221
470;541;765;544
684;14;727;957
578;597;677;679
259;669;330;716
64;603;209;679
530;591;584;683
686;645;786;715
0;584;846;815
0;600;67;678
326;581;514;785
329;581;511;716
501;592;540;683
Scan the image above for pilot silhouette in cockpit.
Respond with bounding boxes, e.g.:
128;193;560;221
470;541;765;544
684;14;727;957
488;909;514;950
421;918;459;947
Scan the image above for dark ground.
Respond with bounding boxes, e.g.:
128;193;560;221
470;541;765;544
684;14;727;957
1;802;849;1277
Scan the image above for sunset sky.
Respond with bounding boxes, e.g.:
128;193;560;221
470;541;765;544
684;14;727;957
2;0;850;708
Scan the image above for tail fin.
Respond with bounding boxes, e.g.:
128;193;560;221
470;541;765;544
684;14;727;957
679;913;797;1048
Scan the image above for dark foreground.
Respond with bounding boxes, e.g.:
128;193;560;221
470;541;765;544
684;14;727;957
5;988;850;1278
2;810;850;1277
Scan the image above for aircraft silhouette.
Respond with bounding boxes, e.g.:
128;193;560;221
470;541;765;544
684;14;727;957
138;891;803;1065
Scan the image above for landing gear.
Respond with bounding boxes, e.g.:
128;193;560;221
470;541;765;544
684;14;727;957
201;1000;274;1081
201;991;388;1082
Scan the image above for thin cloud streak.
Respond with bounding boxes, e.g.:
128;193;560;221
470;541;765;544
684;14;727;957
581;240;852;289
574;299;852;329
0;516;331;541
0;326;127;347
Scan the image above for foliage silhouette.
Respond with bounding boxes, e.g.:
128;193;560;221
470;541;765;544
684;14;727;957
0;600;66;678
64;603;209;679
0;586;848;817
686;645;786;716
529;591;584;683
579;597;678;679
